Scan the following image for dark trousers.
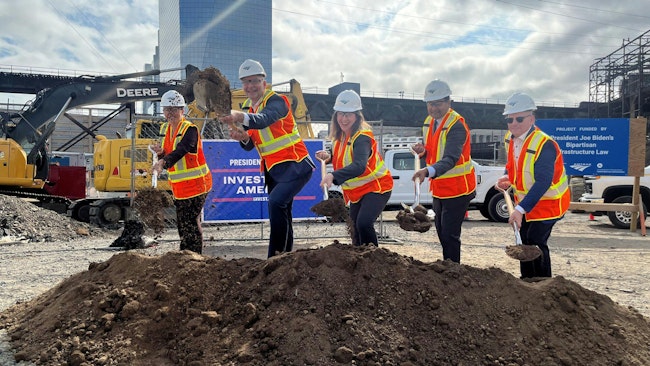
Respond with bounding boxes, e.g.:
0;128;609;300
174;193;207;254
519;217;556;278
432;192;475;263
266;170;313;258
349;191;392;246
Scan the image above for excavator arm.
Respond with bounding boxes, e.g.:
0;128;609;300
0;65;198;190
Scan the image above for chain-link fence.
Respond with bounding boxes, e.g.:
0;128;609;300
125;117;340;241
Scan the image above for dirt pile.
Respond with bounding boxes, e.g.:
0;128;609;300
1;243;649;365
0;194;108;242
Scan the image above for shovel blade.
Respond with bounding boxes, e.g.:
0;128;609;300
505;245;542;262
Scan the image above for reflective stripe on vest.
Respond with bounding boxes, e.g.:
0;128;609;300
333;129;392;203
246;90;309;170
423;109;476;198
505;127;570;220
163;120;211;193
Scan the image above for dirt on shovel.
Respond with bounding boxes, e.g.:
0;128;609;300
497;186;543;262
505;244;544;262
396;204;432;233
310;198;348;222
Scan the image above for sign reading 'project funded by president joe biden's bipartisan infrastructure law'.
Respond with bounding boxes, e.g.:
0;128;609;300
536;118;628;176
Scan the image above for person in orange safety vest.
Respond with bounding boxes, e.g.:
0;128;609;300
495;92;570;278
412;80;476;263
220;59;315;258
316;90;393;246
152;90;212;254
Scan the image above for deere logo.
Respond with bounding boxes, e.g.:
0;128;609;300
341;99;349;104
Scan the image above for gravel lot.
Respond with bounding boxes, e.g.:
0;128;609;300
1;210;648;316
0;210;648;365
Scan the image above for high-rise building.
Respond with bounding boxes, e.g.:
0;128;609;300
157;0;271;87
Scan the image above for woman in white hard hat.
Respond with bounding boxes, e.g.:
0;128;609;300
220;59;315;258
412;79;476;263
316;90;393;246
496;92;570;278
152;90;213;254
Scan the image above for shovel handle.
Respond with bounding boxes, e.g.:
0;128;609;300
148;145;159;188
496;185;523;244
319;158;328;200
411;148;421;207
502;188;515;215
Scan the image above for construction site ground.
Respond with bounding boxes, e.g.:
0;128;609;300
1;199;649;365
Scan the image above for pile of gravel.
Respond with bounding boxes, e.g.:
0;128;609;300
0;195;109;242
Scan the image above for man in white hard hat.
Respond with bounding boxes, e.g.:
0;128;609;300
496;92;570;278
220;59;315;258
412;80;476;263
152;90;213;254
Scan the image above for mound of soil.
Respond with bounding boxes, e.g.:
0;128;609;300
1;243;649;365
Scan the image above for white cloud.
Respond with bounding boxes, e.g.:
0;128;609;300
271;0;649;104
1;0;648;106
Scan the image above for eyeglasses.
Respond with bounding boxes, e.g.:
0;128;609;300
337;111;356;118
427;100;448;108
241;78;264;85
163;107;182;113
505;114;532;124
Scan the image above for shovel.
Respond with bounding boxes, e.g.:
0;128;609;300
401;147;421;213
397;148;431;232
148;145;159;188
496;185;542;262
310;157;348;222
319;158;328;201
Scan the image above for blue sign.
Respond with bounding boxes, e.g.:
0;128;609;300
202;140;326;222
536;118;628;176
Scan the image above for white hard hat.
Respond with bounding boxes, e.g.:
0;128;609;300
239;59;266;79
333;90;362;112
503;92;537;115
160;90;186;107
423;79;451;102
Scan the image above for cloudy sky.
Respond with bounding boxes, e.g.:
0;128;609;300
1;0;648;106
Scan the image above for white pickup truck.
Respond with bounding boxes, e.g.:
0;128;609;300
327;148;509;222
578;166;650;228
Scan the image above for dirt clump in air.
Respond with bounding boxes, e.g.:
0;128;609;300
310;196;349;223
1;243;649;366
133;187;174;234
183;66;232;116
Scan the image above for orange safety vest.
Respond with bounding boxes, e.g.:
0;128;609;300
242;89;310;171
332;129;393;204
504;127;570;221
162;119;212;199
422;109;476;198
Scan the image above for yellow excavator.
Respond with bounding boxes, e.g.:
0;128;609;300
0;65;198;223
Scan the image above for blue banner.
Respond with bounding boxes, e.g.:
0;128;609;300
536;118;628;176
202;140;326;222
